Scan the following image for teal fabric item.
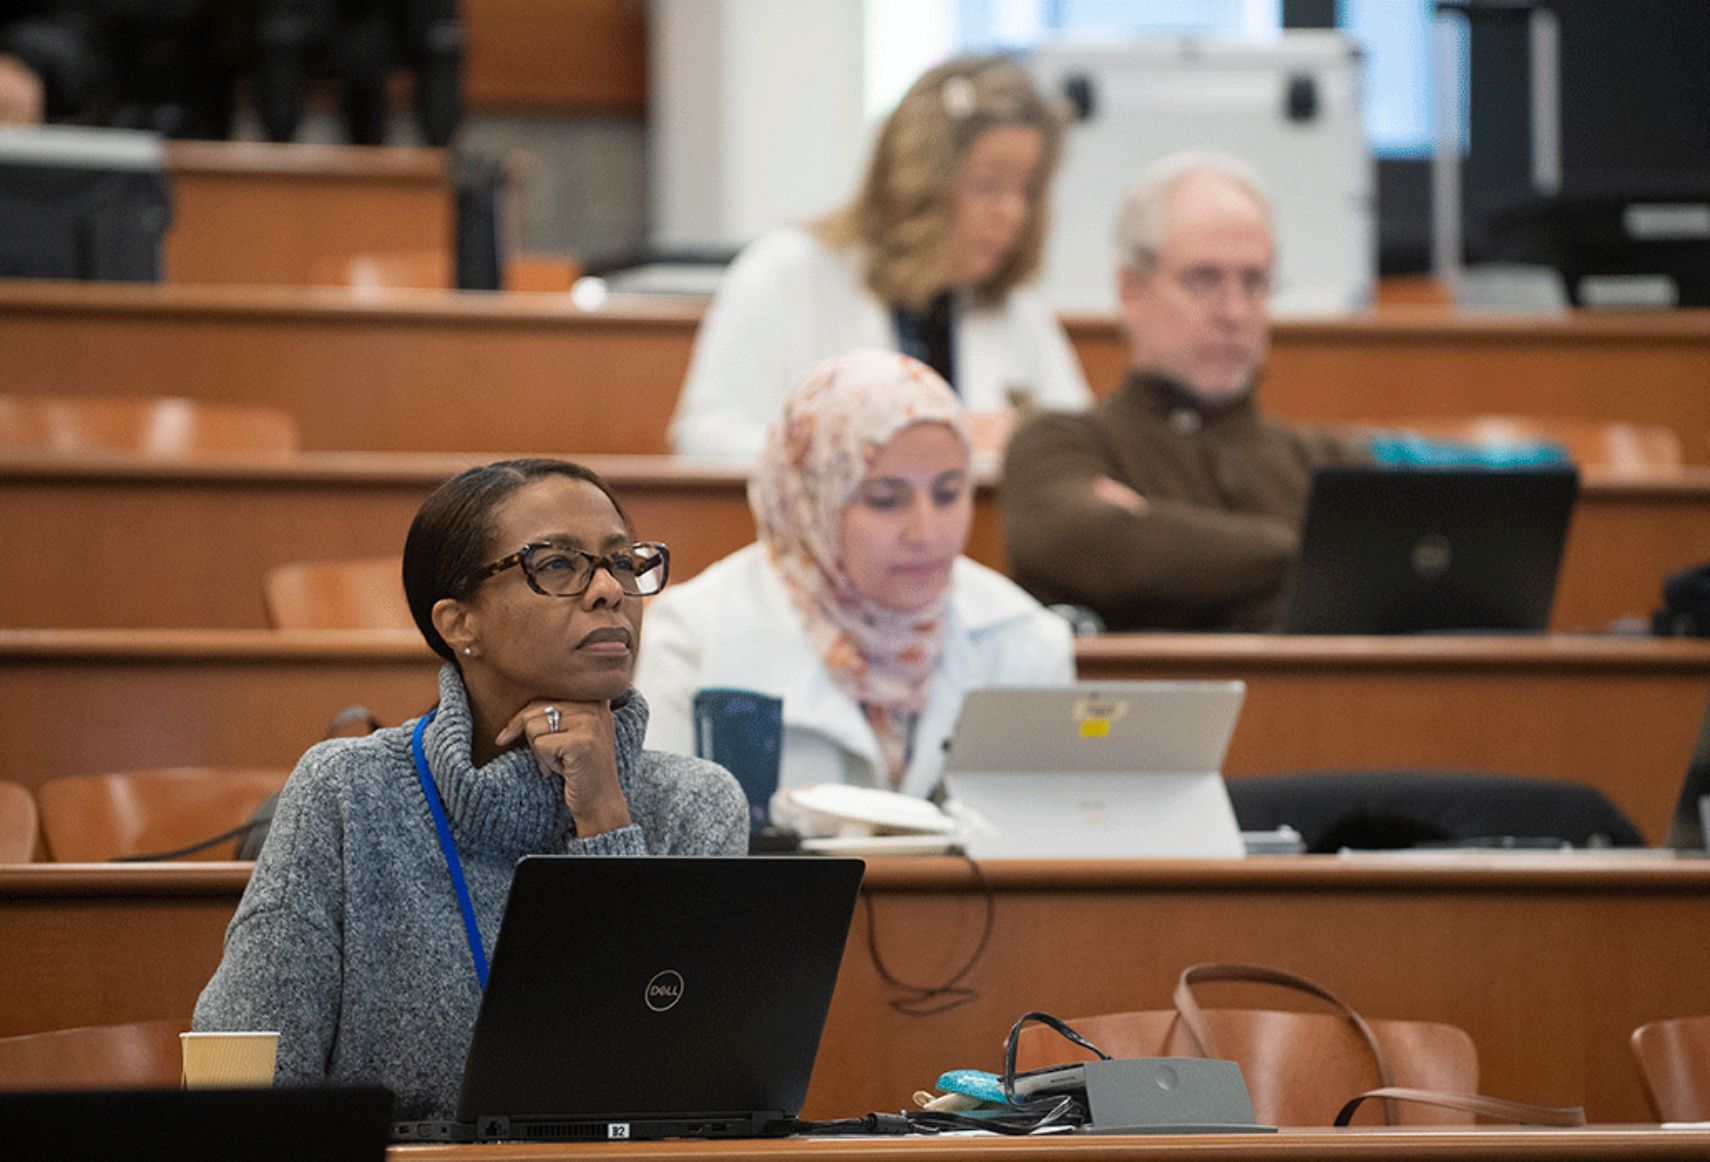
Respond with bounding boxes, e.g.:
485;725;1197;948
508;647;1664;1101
1368;432;1572;468
935;1069;1012;1105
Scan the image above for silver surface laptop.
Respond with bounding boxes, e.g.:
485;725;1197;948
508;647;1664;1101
942;682;1247;860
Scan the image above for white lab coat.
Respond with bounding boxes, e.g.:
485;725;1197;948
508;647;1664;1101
635;544;1077;798
667;227;1094;460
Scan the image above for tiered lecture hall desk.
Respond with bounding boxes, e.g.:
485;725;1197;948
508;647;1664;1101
376;1128;1710;1161
2;282;1708;463
159;0;654;287
162;141;453;287
2;455;1705;636
0;629;1704;847
7;254;1710;1148
4;855;1710;1131
4;449;1707;842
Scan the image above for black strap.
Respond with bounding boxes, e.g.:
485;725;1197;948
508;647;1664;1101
892;292;957;392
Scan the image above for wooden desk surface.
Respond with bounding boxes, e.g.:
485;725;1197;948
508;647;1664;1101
3;281;1708;462
162;142;453;288
6;858;1709;1127
3;452;1705;635
385;1126;1710;1161
0;629;1704;842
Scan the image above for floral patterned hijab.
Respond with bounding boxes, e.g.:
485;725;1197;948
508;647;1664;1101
748;349;971;786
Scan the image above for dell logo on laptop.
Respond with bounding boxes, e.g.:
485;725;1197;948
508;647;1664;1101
645;970;685;1012
1411;533;1453;580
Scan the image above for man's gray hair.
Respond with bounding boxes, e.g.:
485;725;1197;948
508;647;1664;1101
1115;150;1271;272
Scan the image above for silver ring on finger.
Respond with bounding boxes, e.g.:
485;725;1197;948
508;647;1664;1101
543;706;561;733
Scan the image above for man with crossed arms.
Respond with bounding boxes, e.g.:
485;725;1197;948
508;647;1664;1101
1002;151;1366;632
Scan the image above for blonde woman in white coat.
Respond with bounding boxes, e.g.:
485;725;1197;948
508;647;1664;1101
637;349;1075;799
668;55;1092;462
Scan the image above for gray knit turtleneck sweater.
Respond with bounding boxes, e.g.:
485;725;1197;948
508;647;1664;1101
193;666;748;1119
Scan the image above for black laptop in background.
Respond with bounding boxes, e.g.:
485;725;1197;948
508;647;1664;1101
1666;694;1710;851
1277;466;1580;635
1;1086;392;1162
394;855;864;1144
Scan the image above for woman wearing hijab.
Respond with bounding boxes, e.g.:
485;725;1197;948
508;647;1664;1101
637;349;1074;798
667;53;1092;462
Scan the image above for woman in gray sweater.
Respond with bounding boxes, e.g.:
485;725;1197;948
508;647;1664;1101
194;459;749;1119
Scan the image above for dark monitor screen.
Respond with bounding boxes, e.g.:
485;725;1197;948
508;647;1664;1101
0;126;171;282
0;1086;393;1162
1278;467;1579;636
1485;190;1710;309
1667;696;1710;851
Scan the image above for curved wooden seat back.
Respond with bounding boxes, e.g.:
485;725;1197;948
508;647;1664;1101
0;1019;188;1090
0;779;40;862
1632;1015;1710;1121
264;557;414;631
1354;414;1683;474
1015;1007;1478;1127
317;248;453;289
37;768;289;862
309;250;579;292
0;395;299;458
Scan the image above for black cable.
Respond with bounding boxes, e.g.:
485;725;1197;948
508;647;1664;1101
862;850;996;1016
787;1099;1082;1138
112;814;273;862
999;1011;1109;1108
109;701;383;865
791;1012;1110;1138
777;1113;915;1136
907;1095;1083;1135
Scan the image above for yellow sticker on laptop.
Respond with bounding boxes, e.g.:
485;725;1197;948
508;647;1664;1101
1074;695;1127;738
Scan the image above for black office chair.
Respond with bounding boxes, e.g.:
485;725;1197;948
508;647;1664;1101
1228;770;1644;853
254;0;462;146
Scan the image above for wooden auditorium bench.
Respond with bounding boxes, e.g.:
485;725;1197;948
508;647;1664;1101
0;452;1704;632
162;140;453;287
4;857;1709;1128
0;628;1703;844
3;281;1708;462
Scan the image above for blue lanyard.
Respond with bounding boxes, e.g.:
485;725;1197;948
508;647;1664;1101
411;709;489;989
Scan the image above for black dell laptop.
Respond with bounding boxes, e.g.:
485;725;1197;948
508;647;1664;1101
393;855;864;1144
1277;466;1579;634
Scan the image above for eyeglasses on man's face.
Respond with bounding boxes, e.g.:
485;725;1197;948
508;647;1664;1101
475;541;670;599
1168;262;1272;306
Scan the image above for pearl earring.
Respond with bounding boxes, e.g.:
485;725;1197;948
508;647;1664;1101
463;646;473;656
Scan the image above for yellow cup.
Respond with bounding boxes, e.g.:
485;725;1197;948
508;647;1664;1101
180;1031;279;1089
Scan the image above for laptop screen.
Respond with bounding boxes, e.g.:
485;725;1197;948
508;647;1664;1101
1;1086;392;1162
401;855;863;1142
1279;466;1579;634
1666;695;1710;850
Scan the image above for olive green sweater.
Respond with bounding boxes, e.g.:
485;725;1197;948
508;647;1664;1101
1002;371;1368;631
